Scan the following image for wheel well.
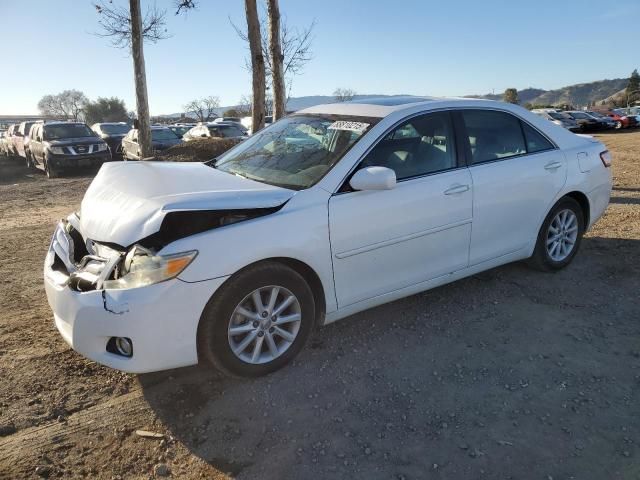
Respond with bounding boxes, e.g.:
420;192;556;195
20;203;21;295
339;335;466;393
564;191;590;228
266;257;326;326
225;257;327;326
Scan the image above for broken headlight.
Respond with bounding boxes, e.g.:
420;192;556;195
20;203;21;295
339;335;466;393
102;246;197;290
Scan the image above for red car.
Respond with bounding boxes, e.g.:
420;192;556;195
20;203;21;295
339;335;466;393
602;110;638;129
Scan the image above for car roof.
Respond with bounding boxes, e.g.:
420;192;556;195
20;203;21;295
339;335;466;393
298;96;505;118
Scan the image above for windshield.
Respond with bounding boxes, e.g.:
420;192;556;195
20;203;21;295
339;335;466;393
44;124;95;140
548;112;570;121
569;112;590;119
214;114;379;190
212;126;245;138
151;129;179;141
169;126;190;136
100;124;130;135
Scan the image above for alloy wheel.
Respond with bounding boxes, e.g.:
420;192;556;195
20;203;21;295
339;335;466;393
228;285;302;364
546;209;578;262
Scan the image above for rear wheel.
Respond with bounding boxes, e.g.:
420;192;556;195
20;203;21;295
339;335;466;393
615;121;623;129
198;262;315;377
527;197;584;271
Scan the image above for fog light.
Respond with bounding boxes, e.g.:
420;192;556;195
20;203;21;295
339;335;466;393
113;337;133;357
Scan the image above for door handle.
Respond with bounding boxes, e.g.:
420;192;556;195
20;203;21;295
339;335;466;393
544;161;562;171
444;184;470;195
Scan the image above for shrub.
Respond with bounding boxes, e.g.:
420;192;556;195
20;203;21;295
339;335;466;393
156;138;242;162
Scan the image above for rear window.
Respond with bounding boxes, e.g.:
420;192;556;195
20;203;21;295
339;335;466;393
462;110;526;164
44;124;95;140
100;124;130;135
151;129;179;141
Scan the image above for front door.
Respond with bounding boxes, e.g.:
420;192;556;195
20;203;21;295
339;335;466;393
329;111;473;307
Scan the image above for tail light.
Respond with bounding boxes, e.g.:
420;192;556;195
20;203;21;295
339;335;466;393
599;150;612;168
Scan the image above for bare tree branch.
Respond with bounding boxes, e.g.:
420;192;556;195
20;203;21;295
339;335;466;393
230;13;315;92
183;96;220;122
174;0;196;15
93;1;170;48
333;88;356;102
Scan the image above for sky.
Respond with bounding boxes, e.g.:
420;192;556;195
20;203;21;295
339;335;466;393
1;0;639;115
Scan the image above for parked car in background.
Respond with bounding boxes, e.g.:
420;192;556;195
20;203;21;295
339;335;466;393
241;115;273;135
91;122;130;160
13;121;37;158
0;131;8;156
595;109;638;129
183;122;248;141
44;98;612;376
4;124;19;155
214;117;242;124
168;125;191;138
532;109;580;132
121;126;182;160
584;111;616;129
613;108;640;127
563;111;602;131
27;121;110;178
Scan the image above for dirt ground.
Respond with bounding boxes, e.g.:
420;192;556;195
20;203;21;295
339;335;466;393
0;131;639;479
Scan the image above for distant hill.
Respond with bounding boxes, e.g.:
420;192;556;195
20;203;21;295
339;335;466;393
161;78;631;117
467;78;628;107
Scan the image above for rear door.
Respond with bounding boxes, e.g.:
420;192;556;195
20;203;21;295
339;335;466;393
329;111;473;307
458;109;567;265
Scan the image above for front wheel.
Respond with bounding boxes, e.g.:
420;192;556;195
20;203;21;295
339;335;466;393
198;262;315;377
45;160;59;179
615;121;623;130
527;197;584;271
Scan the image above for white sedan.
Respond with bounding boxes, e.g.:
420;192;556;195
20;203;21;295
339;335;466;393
44;97;612;376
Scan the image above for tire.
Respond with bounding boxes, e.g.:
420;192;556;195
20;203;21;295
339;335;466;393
615;121;623;130
197;261;315;377
527;197;585;272
45;161;59;179
25;151;34;169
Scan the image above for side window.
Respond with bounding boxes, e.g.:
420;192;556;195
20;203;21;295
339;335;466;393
360;112;456;181
521;122;554;153
462;110;526;164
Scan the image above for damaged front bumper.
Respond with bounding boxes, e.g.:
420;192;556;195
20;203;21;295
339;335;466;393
44;218;228;373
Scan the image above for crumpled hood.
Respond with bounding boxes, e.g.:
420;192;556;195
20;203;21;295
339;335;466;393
79;161;294;247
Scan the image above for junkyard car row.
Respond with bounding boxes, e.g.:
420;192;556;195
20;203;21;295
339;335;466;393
41;97;612;377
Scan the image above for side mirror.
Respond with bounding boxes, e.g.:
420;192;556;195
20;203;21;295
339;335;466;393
349;166;396;191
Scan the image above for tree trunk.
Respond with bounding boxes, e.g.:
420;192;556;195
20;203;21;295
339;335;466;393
130;0;152;159
267;0;285;121
245;0;265;133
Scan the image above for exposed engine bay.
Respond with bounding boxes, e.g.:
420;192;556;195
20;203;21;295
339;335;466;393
46;205;282;293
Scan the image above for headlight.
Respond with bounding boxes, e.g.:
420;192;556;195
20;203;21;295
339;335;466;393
102;249;197;290
48;146;66;154
96;143;108;152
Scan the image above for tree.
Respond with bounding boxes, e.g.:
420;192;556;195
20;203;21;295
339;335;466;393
37;90;88;120
267;0;285;120
503;88;519;104
333;88;356;102
93;0;175;159
83;97;129;125
232;11;315;113
245;0;266;133
183;96;220;122
626;69;640;106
